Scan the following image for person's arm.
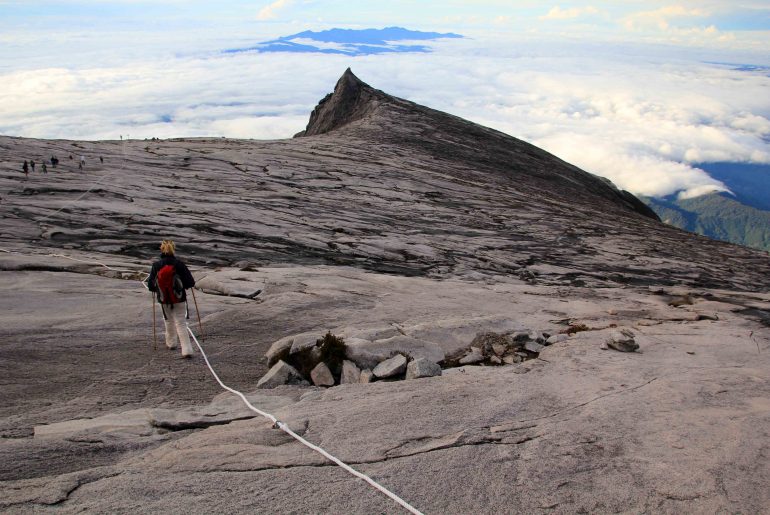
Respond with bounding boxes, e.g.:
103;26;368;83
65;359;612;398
178;261;195;289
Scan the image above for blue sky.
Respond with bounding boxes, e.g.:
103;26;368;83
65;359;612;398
1;1;769;199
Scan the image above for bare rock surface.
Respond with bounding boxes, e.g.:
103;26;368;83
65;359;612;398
1;70;770;513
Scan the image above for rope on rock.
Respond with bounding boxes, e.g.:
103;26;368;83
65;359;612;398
185;327;425;515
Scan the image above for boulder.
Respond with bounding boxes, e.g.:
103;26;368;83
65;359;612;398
266;335;294;367
360;369;375;383
310;362;335;387
257;360;309;389
524;341;544;353
345;337;389;370
373;354;408;378
290;332;320;355
340;360;361;384
503;354;522;365
546;334;569;345
459;347;484;365
405;358;442;380
606;329;639;352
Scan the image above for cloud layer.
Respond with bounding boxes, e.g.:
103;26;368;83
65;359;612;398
1;26;769;199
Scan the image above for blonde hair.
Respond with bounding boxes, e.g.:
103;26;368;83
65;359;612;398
160;240;175;255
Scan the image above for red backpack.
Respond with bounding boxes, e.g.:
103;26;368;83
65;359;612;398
155;264;185;305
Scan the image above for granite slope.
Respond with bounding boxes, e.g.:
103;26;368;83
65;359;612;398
1;70;769;513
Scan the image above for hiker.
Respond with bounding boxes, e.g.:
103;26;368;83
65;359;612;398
22;161;28;176
30;160;35;172
147;240;196;358
80;156;85;169
42;163;47;174
51;156;58;168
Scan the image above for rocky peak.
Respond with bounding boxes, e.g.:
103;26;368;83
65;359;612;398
298;68;383;137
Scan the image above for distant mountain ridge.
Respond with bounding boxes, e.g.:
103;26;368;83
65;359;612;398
643;162;770;252
224;26;463;56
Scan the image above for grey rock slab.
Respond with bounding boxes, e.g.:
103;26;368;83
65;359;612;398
340;360;361;384
195;271;265;299
289;332;321;355
34;409;155;439
310;362;335;387
524;341;545;353
405;358;442;379
257;360;309;389
607;329;639;352
372;354;408;378
344;335;443;370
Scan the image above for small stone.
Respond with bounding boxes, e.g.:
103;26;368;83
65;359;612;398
373;354;408;378
600;342;609;350
524;341;545;353
606;329;639;352
546;334;568;345
360;369;374;383
492;343;507;356
310;362;335;387
405;358;442;379
529;331;545;343
513;331;530;343
503;355;522;364
696;313;718;321
489;356;502;365
340;360;361;384
257;360;308;389
459;347;484;365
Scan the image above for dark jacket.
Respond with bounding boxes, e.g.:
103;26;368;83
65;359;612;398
148;254;195;303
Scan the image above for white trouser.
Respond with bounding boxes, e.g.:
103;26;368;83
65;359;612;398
161;302;193;356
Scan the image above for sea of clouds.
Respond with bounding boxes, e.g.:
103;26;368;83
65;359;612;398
1;25;769;199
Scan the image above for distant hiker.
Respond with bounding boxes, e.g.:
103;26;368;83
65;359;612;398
80;155;85;169
42;163;47;174
78;161;83;171
22;161;28;176
30;160;35;172
148;240;196;358
51;156;58;168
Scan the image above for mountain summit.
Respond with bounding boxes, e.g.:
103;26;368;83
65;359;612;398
300;69;657;219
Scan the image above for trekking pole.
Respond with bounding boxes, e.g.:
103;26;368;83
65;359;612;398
151;291;157;350
191;288;205;343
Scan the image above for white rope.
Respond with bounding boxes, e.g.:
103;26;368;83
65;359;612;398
4;193;424;513
184;327;424;515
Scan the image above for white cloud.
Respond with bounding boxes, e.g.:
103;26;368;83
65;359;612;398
1;29;768;201
540;6;600;21
622;5;710;31
256;0;293;21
